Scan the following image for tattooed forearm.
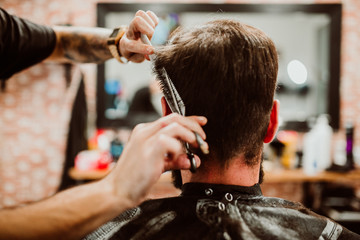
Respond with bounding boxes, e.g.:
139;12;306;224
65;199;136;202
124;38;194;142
50;26;113;63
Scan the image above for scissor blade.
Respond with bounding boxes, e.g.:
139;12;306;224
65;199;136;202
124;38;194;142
163;69;185;116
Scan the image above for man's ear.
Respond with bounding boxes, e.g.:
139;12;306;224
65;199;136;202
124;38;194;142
263;100;279;143
161;96;172;116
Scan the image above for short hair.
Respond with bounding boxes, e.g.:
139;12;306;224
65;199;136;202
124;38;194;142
153;19;278;167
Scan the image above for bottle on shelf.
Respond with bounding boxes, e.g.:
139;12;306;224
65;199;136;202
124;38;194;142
303;114;333;175
345;122;355;170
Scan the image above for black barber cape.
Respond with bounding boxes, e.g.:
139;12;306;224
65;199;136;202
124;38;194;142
85;183;360;240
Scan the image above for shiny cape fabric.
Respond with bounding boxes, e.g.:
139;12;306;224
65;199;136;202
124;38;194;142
85;183;359;240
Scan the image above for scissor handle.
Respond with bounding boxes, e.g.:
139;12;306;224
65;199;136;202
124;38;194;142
187;152;197;173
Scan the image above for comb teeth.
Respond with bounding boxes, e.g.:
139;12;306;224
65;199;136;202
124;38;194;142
161;68;185;115
156;77;178;114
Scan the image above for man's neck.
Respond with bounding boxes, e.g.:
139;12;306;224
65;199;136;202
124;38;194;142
181;157;261;187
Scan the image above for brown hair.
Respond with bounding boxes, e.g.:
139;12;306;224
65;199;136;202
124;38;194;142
153;19;278;167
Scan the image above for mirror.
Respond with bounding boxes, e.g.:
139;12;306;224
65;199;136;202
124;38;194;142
96;3;341;130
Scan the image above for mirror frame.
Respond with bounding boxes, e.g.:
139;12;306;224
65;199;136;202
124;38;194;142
96;3;341;130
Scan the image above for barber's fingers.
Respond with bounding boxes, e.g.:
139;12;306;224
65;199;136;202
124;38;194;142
128;50;148;63
146;10;159;27
154;121;204;149
135;10;159;34
150;131;202;172
159;114;207;140
119;10;158;62
133;113;207;141
120;35;153;62
164;153;201;171
154;134;184;160
127;11;156;40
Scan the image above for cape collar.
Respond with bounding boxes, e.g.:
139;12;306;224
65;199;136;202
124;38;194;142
181;182;262;199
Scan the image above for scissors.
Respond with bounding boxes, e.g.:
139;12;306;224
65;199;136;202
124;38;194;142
141;34;208;173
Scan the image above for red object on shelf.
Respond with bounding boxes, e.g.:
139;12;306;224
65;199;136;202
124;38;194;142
75;150;113;171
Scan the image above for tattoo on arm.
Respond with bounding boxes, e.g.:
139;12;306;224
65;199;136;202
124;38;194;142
57;27;113;63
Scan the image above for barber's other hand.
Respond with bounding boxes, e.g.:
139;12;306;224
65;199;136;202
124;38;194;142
119;10;158;63
104;113;207;208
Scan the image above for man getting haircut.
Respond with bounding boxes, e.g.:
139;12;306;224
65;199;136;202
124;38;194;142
84;19;359;240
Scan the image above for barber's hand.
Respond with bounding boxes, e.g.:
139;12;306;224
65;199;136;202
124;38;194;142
105;113;208;208
119;10;158;63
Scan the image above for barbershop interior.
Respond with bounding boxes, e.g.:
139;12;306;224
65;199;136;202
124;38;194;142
1;0;360;237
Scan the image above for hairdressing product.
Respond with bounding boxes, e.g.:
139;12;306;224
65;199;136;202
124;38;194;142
110;138;124;161
303;115;333;175
345;122;355;169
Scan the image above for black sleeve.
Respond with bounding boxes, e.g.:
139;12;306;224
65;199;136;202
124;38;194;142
0;8;56;80
339;227;360;240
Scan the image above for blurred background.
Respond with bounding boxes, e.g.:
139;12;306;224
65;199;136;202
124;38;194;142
0;0;360;232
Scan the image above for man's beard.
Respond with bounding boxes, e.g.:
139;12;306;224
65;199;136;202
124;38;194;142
258;153;264;184
171;170;183;189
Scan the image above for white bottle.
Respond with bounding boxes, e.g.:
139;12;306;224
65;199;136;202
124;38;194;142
303;115;333;175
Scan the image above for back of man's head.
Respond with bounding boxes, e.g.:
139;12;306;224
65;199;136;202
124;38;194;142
153;19;278;167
